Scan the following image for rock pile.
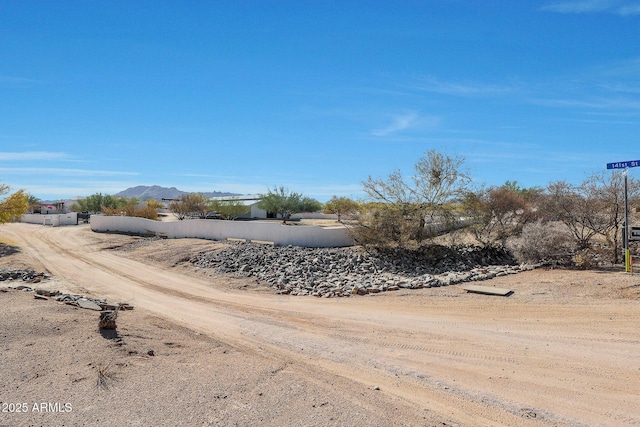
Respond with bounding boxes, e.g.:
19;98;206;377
4;285;133;311
0;268;46;283
190;243;533;297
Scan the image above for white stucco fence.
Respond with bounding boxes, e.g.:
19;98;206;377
21;213;78;226
90;215;354;248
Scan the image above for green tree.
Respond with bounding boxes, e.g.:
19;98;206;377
324;196;359;222
72;193;105;213
258;187;322;224
300;196;323;216
72;193;139;215
169;193;209;220
0;185;28;223
71;194;97;213
26;193;40;213
209;199;249;220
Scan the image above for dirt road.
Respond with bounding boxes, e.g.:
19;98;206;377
2;223;640;426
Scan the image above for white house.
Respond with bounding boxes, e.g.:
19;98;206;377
37;199;76;214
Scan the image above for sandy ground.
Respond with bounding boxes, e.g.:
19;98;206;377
1;222;639;427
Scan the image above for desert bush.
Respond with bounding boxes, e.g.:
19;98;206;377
506;220;575;264
101;207;122;216
170;193;210;220
349;203;414;248
573;249;597;269
102;201;159;220
462;182;541;246
134;204;159;221
324;196;359;222
355;150;471;249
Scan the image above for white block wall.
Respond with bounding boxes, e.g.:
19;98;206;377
21;213;78;226
90;216;354;248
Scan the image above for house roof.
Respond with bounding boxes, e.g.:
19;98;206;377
209;194;262;205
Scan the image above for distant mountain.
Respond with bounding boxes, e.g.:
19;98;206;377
114;185;239;200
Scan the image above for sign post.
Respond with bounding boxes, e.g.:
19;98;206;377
607;160;640;273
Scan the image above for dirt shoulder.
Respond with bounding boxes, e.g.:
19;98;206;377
1;223;639;427
1;288;421;427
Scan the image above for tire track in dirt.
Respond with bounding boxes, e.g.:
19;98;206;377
9;226;534;425
9;225;558;426
5;224;640;427
328;333;520;364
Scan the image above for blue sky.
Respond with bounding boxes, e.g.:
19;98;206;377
2;1;640;202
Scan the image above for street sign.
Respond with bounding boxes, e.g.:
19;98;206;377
607;160;640;272
607;160;640;169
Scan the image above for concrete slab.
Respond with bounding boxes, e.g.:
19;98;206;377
250;240;275;245
463;285;513;297
77;298;103;311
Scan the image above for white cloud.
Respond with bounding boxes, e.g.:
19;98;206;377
0;151;74;161
529;95;640;110
371;112;441;137
19;183;133;195
542;0;640;15
413;76;515;97
523;58;640;112
618;4;640;14
0;75;42;87
299;183;364;200
372;112;418;136
0;167;138;177
600;82;640;95
2;179;144;200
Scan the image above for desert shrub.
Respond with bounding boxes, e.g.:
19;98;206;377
101;207;122;216
573;244;612;269
573;249;596;269
356;150;471;249
101;204;159;220
506;220;575;264
134;205;159;221
462;182;541;246
349;204;414;248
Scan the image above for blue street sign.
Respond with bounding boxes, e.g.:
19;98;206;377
607;160;640;169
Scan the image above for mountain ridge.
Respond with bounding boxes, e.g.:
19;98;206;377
114;185;240;200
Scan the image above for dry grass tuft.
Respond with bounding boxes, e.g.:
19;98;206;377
95;362;116;390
